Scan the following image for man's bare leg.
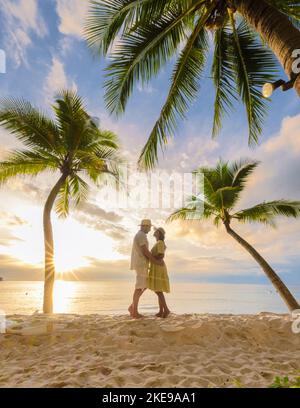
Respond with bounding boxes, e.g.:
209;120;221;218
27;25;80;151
129;288;146;318
128;288;146;316
132;288;143;318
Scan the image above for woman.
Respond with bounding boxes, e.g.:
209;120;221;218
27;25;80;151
147;227;171;318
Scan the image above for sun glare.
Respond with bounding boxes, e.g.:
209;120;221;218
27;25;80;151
0;205;125;274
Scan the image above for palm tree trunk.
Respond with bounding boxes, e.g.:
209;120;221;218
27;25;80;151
234;0;300;95
224;222;300;312
43;173;68;314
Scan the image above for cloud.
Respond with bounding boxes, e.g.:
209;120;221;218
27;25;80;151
0;253;42;280
77;202;122;222
55;0;88;39
0;211;28;227
137;83;155;94
0;231;23;247
74;201;127;241
0;0;47;67
44;56;77;102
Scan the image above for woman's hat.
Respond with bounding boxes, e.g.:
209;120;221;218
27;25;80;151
139;219;152;227
155;227;166;236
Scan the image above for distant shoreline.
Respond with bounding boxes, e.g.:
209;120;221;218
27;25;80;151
2;279;299;285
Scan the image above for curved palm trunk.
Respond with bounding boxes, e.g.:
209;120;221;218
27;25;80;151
234;0;300;95
43;173;68;314
224;222;300;312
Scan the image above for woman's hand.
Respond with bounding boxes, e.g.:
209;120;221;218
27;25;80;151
153;255;165;266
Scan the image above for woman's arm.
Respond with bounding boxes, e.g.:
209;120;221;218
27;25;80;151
141;245;164;265
154;254;164;260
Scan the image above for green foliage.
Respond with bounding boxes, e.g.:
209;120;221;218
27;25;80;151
269;375;300;388
168;159;300;227
0;90;121;217
232;374;300;388
84;0;292;168
229;17;278;145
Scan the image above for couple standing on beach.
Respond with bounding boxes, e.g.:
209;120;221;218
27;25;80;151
128;219;171;319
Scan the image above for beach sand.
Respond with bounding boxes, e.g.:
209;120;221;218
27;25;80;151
0;313;299;388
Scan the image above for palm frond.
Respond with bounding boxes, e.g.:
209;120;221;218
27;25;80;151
85;0;170;55
212;23;238;137
232;200;300;226
167;207;198;223
69;175;90;206
0;98;60;151
230;159;260;188
55;178;70;218
138;13;210;169
53;90;89;153
167;194;216;223
104;1;203;114
193;164;238;210
213;214;222;227
229;16;278;145
77;147;122;187
91;129;119;150
0;150;57;185
211;185;243;210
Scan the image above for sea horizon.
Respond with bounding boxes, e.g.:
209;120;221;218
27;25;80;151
1;280;300;316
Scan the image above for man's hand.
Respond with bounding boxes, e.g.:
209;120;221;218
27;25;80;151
153;258;164;266
153;256;164;266
141;245;165;266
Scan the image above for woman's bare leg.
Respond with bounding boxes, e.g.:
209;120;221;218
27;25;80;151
158;292;170;318
155;292;164;317
156;292;170;317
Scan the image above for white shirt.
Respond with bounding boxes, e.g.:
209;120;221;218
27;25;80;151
130;230;149;271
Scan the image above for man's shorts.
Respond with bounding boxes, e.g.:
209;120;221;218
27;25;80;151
134;267;148;289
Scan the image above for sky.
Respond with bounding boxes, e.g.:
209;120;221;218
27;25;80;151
0;0;300;286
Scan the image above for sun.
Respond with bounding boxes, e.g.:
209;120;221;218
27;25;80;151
54;250;89;274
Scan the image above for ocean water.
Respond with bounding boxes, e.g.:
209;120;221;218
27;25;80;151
1;281;300;316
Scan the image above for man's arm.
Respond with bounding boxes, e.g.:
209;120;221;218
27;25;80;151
141;245;164;266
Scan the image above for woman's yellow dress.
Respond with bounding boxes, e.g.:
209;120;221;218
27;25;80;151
147;240;170;293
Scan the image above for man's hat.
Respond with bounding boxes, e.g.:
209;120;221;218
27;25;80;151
139;219;152;227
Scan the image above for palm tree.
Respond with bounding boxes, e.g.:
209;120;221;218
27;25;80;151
0;90;121;314
168;159;300;312
85;0;300;168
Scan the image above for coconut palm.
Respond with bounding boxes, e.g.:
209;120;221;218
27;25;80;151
0;90;121;314
168;159;300;311
85;0;300;168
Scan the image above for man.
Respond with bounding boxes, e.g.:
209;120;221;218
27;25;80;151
128;219;163;319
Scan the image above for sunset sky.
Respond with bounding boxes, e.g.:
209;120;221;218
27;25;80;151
0;0;300;285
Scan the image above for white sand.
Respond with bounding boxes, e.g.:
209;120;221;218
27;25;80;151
0;313;299;388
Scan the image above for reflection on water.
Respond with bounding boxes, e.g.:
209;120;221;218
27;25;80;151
1;280;300;315
53;281;78;313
